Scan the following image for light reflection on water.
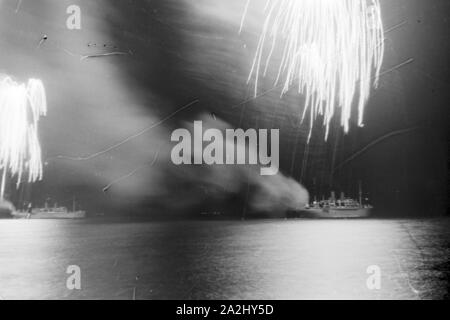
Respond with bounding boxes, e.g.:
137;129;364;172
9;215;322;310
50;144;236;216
0;218;448;300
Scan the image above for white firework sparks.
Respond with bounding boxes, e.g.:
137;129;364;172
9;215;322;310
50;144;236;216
0;75;47;199
240;0;385;140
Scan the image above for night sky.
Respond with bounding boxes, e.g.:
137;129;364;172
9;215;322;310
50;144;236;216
0;0;448;217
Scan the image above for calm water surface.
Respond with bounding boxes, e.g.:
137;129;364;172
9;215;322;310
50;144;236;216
0;218;449;300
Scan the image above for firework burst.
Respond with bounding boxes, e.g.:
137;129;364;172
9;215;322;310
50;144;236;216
240;0;385;140
0;75;47;199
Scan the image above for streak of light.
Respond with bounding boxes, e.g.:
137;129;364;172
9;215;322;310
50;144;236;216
80;51;133;61
15;0;22;13
332;126;422;174
384;20;407;34
378;58;414;77
55;100;198;162
59;47;132;61
102;149;159;193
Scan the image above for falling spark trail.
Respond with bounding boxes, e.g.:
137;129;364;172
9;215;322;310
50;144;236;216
384;20;407;34
57;45;132;61
102;150;159;192
332;126;422;174
0;75;47;199
15;0;22;13
80;51;132;61
239;0;251;34
56;100;198;161
378;58;414;78
231;81;286;109
240;0;385;140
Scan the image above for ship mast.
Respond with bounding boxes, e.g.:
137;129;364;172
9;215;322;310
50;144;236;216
0;159;8;200
358;180;363;207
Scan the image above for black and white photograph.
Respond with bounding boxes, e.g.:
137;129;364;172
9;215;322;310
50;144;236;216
0;0;449;306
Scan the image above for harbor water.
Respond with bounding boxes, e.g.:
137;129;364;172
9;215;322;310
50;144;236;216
0;218;448;300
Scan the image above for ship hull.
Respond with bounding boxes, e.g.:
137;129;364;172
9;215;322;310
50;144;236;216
301;207;371;219
0;211;12;219
12;211;86;219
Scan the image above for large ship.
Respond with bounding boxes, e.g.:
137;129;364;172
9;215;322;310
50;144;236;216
292;186;373;219
12;207;86;219
302;198;372;219
11;197;86;219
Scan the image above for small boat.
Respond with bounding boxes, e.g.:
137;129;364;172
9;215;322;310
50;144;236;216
0;200;15;219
